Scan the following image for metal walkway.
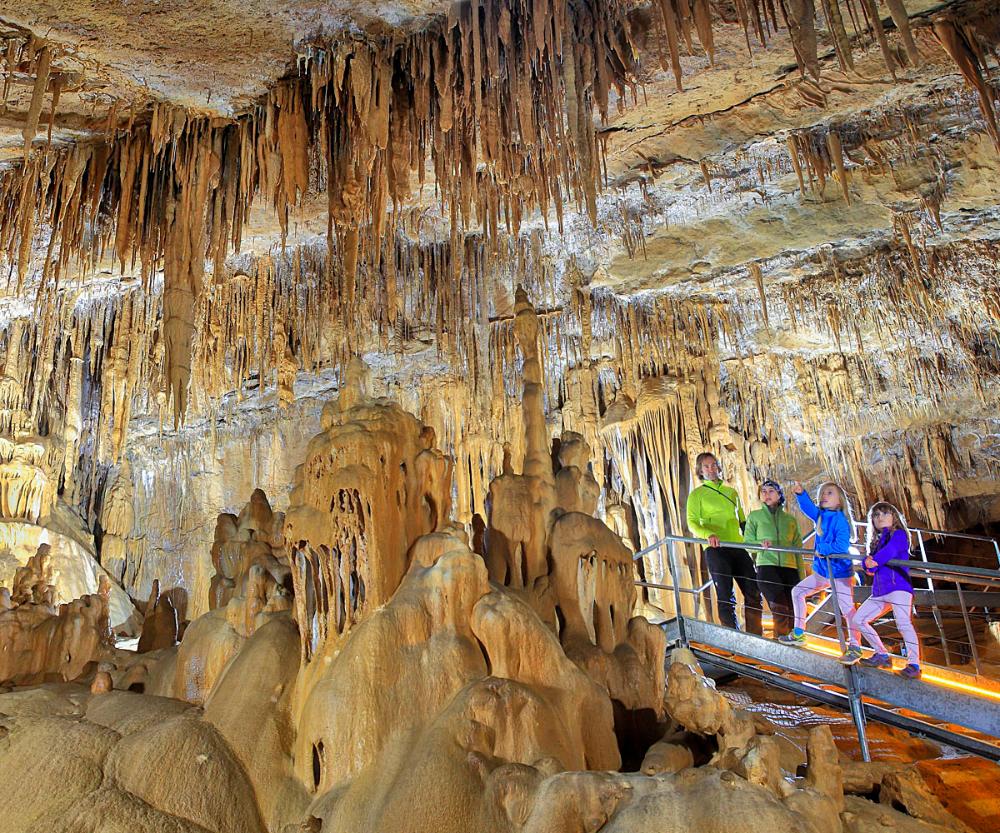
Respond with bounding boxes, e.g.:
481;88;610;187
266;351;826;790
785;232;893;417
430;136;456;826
636;531;1000;761
662;616;1000;761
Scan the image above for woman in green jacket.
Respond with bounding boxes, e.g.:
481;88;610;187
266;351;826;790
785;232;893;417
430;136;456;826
743;480;804;637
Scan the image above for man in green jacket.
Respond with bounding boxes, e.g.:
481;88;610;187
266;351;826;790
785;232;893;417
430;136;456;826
743;480;804;637
686;452;762;635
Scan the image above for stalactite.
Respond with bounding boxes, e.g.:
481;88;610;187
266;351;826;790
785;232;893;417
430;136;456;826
884;0;920;67
786;0;820;81
20;42;51;159
858;0;897;79
820;0;854;72
826;130;851;204
933;18;1000;151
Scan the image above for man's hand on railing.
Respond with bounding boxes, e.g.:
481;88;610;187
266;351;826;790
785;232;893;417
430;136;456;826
707;535;720;548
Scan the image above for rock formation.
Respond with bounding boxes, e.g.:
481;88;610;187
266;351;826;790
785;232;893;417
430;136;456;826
209;489;290;613
0;543;114;684
286;357;452;650
136;579;179;653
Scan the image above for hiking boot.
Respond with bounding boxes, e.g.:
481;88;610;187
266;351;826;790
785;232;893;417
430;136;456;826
899;663;922;679
839;646;863;665
778;629;806;646
860;652;892;669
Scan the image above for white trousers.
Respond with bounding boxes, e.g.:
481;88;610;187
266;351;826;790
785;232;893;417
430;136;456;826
853;590;920;665
792;572;860;647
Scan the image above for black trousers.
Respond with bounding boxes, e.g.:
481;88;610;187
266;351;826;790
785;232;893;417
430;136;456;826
756;564;800;637
705;546;762;635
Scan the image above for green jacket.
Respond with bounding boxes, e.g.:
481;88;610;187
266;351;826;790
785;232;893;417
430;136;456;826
686;481;745;544
743;505;805;571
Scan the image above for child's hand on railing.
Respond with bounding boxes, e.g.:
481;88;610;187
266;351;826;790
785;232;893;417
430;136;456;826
762;540;772;549
707;535;720;548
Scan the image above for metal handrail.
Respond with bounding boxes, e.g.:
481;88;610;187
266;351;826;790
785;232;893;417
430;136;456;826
845;518;1000;568
849;518;999;545
633;533;1000;584
634;533;1000;761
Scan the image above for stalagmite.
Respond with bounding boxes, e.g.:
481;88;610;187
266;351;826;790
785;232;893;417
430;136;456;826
136;578;179;653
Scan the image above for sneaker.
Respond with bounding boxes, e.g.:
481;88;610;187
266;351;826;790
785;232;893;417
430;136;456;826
839;646;863;665
899;663;922;679
778;629;806;646
860;653;892;668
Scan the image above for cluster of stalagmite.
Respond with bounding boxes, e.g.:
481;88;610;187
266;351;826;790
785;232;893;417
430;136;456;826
127;488;294;704
209;488;291;615
0;543;114;685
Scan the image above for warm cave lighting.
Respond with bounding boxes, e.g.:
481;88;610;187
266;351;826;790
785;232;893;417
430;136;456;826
3;0;1000;830
805;638;1000;703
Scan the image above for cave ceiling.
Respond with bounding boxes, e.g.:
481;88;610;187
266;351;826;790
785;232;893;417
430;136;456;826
0;0;999;537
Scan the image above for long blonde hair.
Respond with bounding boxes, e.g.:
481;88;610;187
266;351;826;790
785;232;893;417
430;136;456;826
866;501;910;553
815;481;857;543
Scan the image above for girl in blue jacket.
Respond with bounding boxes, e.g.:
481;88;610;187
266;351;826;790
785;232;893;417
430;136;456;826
779;481;862;664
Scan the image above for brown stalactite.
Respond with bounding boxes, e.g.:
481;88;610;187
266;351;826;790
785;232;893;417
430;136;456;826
826;130;851;204
820;0;854;72
884;0;920;67
785;0;820;81
20;42;50;159
858;0;898;79
933;18;1000;151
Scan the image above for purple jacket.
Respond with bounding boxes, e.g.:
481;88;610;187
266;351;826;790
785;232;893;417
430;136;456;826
867;528;913;597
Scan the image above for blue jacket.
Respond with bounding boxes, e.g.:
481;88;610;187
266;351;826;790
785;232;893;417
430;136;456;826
796;491;855;579
867;528;913;597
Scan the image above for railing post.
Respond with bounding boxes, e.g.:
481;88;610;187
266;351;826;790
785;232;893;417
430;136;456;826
667;539;688;647
846;666;872;762
827;550;870;763
917;533;952;666
954;580;983;677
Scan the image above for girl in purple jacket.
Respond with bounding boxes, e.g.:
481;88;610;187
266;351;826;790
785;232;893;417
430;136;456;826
857;502;922;678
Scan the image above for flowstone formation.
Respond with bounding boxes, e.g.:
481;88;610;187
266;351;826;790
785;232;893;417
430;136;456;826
286;356;453;645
